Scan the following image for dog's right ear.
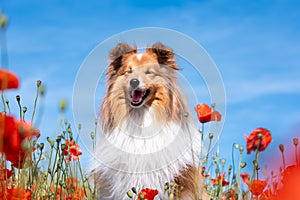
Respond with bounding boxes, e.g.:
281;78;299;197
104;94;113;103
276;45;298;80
109;43;137;73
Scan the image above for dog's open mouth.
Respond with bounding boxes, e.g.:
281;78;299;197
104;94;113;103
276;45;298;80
130;89;150;107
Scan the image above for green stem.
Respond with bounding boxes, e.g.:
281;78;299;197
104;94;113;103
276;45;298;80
31;82;40;124
237;152;243;199
31;148;44;198
281;151;286;169
251;138;261;182
16;95;22;120
0;26;9;69
54;157;63;199
5;100;10;114
296;144;299;166
205;137;212;163
0;20;8;113
33;94;45;128
78;160;88;197
50;145;59;186
201;123;204;141
1;91;5;113
46;146;54;186
231;144;235;183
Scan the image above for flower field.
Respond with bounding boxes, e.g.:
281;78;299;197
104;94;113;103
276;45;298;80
1;10;300;200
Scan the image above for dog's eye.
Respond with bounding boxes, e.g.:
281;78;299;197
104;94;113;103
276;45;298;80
127;69;133;74
145;70;152;74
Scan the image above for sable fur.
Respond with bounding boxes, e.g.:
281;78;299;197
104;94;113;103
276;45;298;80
93;42;208;200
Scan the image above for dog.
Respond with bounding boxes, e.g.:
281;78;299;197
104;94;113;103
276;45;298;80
92;42;209;199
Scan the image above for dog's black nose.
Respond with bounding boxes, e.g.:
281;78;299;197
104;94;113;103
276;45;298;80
130;78;139;89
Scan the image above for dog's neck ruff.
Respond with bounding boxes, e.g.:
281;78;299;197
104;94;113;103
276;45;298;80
92;108;202;199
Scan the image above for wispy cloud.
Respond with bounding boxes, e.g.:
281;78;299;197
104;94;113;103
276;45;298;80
226;77;300;104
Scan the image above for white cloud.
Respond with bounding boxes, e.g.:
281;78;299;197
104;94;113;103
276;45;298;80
226;77;300;104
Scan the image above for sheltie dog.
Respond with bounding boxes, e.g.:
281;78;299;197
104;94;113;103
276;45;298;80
92;42;208;199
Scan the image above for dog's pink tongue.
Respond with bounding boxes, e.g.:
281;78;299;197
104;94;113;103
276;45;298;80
132;90;143;102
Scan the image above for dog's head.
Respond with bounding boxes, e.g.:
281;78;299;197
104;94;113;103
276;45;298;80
101;42;186;132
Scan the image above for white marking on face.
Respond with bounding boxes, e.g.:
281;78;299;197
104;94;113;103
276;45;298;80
136;53;143;60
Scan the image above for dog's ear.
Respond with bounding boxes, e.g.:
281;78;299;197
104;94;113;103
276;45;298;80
109;43;137;73
146;42;178;70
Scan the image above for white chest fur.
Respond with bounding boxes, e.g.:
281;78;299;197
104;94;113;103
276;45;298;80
92;109;202;199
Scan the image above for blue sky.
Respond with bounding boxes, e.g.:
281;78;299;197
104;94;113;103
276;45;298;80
1;0;300;174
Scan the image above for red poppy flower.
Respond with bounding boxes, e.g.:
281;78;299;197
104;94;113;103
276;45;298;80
49;185;65;199
0;168;13;181
246;180;267;196
67;177;79;190
6;187;32;200
63;140;82;162
244;128;272;154
211;173;229;187
240;173;250;184
281;165;299;184
194;103;221;123
0;69;19;90
0;113;38;168
66;177;85;199
275;165;300;200
201;166;209;178
138;188;158;200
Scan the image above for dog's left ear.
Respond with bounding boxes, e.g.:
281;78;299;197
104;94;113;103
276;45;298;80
146;42;179;70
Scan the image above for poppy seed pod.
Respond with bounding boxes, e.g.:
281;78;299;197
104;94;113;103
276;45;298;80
293;138;299;146
279;144;285;152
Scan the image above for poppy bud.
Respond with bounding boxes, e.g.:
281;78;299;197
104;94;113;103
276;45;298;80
16;95;21;102
126;191;133;198
90;131;95;140
61;144;66;151
139;193;144;200
279;144;285;152
220;158;226;165
183;112;189;118
209;133;214;140
39;143;44;151
211;103;216;108
239;146;244;153
37;80;42;87
180;186;184;192
169;182;175;187
293;138;299;146
215;168;219;174
164;182;169;191
213;156;217;163
240;162;247;168
59;99;67;112
257;133;263;139
131;187;137;194
56;136;62;144
234;143;239;149
23;106;27;114
47;137;54;147
0;15;7;28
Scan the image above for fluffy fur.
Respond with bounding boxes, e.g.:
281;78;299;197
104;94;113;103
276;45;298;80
92;42;208;199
